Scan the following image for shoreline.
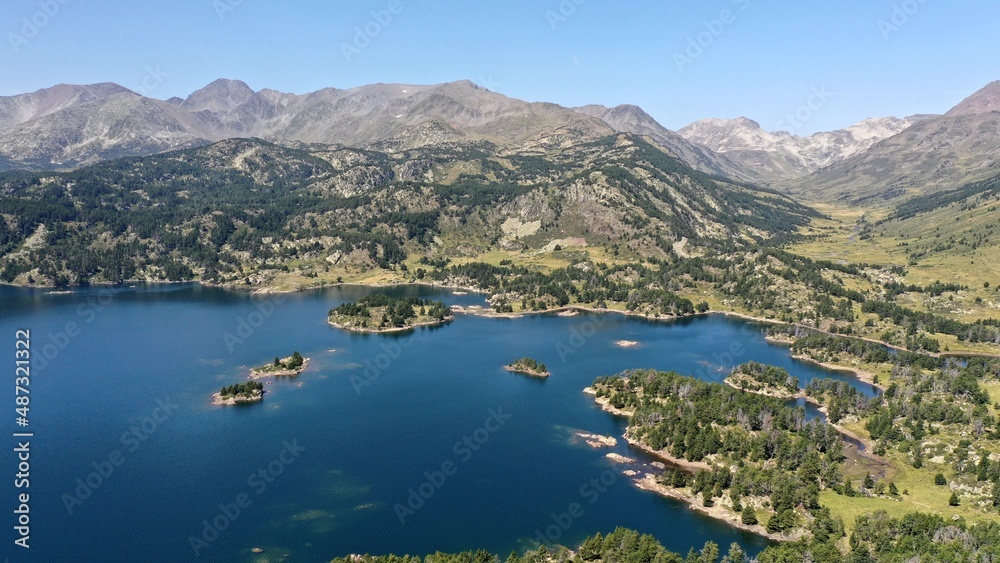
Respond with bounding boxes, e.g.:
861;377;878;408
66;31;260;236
582;387;635;418
211;391;263;406
631;473;803;543
503;364;550;378
800;395;880;453
588;385;880;544
15;279;999;358
622;434;713;474
326;316;454;334
250;358;311;379
790;354;886;391
620;432;805;542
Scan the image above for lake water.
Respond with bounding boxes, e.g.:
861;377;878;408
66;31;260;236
0;284;878;562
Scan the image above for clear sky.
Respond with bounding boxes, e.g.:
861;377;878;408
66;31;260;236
2;0;998;135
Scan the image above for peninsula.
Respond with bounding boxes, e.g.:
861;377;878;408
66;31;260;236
589;368;845;541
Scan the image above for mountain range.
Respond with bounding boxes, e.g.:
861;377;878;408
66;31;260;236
1;78;999;207
678;115;932;182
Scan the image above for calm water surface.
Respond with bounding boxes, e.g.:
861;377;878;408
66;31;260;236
0;284;878;562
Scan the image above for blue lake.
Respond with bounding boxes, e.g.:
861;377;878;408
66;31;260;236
0;284;879;562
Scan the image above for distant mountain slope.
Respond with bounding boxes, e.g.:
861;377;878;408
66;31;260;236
0;79;626;170
572;104;753;181
0;79;757;180
678;115;929;182
0;92;218;169
0;82;131;131
778;82;1000;205
945;81;1000;116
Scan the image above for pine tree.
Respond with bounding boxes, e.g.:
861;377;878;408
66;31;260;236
741;505;758;525
698;542;719;563
720;543;745;563
949;492;960;506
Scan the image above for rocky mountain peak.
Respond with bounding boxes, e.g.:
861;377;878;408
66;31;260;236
945;81;1000;117
181;78;258;113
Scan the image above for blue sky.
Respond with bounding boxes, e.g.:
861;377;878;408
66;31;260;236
2;0;998;135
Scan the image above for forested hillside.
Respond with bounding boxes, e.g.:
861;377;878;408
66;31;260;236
0;134;816;288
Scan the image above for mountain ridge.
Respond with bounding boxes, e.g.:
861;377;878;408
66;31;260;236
678;114;932;182
0;79;739;178
783;98;1000;204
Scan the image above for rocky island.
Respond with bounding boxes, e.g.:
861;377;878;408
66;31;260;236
504;357;550;378
328;294;453;333
212;381;264;406
250;352;308;378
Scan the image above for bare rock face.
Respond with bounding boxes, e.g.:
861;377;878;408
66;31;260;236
678;115;929;182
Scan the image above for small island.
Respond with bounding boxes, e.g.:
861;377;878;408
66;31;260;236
504;357;550;378
724;361;801;399
212;381;264;406
251;351;308;378
328;294;453;333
